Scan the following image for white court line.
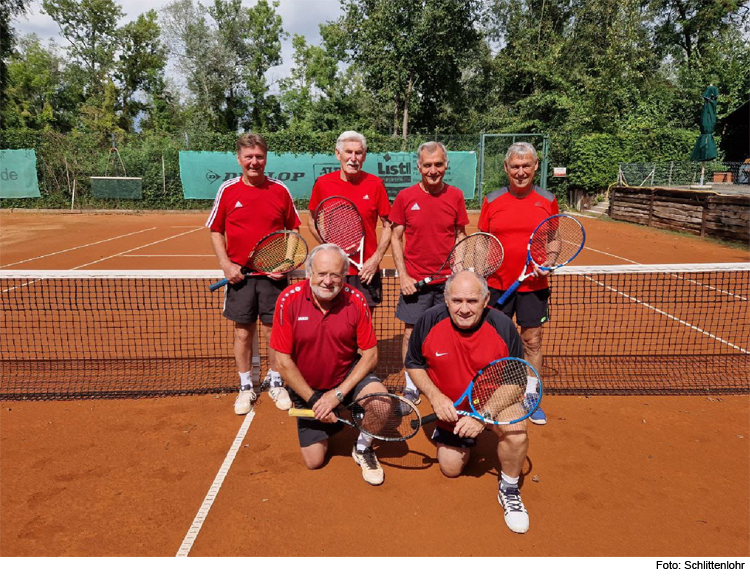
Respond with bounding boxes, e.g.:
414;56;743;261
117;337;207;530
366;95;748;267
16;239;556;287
176;411;256;557
71;227;204;269
123;255;215;258
583;274;749;354
0;228;157;268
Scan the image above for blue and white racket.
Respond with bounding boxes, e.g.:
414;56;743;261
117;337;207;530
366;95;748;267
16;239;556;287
418;357;543;427
496;213;585;307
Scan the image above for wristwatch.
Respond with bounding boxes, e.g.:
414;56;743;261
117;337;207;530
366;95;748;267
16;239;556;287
334;389;345;402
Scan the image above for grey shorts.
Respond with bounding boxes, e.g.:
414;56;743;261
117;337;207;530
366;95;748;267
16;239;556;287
223;276;287;325
345;273;382;308
289;373;383;448
395;284;445;325
490;287;551;328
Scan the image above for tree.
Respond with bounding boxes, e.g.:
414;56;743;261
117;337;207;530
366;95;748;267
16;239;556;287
41;0;123;99
115;10;167;131
334;0;483;138
161;0;286;132
0;0;30;127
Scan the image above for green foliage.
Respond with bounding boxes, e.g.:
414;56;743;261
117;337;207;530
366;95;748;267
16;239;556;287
568;129;697;191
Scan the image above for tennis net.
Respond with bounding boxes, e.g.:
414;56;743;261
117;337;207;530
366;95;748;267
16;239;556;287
1;264;748;400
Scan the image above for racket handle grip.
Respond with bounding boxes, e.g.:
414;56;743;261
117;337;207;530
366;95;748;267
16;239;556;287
414;276;431;291
209;278;230;292
288;408;315;418
420;413;438;426
496;279;521;306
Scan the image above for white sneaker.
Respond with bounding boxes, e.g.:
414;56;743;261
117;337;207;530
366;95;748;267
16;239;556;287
262;371;292;411
234;385;258;415
352;446;384;486
268;385;292;411
498;484;529;534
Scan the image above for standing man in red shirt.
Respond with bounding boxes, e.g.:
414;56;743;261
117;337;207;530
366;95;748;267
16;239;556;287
390;141;469;404
406;270;531;534
207;133;301;416
307;131;392;310
272;244;389;486
478;142;557;425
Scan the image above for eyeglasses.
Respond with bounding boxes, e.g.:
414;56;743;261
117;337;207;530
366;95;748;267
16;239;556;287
313;271;345;282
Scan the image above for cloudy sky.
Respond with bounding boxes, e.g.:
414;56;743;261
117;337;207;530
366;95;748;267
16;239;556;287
12;0;345;85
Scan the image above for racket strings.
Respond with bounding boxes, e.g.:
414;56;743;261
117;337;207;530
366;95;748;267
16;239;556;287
251;233;307;272
316;200;364;254
529;216;584;268
351;394;419;440
470;361;533;422
449;234;504;276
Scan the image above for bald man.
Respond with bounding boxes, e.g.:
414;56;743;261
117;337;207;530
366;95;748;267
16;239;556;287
405;270;532;534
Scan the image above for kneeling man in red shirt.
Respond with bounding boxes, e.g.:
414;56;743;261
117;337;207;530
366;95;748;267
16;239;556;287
271;244;389;486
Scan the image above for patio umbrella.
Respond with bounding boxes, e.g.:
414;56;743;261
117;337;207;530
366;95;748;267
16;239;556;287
690;85;718;185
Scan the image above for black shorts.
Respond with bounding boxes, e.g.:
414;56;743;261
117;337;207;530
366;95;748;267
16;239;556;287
345;273;382;307
395;284;445;325
289;373;383;448
223;276;286;325
431;426;477;450
490;287;551;328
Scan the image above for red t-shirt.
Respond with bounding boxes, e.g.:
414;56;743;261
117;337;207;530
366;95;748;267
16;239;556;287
270;280;377;390
389;183;469;280
405;304;523;430
478;186;559;292
206;176;301;265
309;171;390;276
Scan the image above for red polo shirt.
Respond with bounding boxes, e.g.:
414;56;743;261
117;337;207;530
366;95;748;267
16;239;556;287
309;171;390;275
478;186;559;292
389;183;469;281
405;304;523;430
206;176;301;265
270;280;377;390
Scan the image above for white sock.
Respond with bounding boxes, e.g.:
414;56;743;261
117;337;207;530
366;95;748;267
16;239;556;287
404;371;417;391
268;369;282;381
239;371;253;387
500;471;519;489
356;433;374;452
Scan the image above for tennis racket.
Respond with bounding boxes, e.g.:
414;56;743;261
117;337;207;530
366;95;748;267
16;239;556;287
209;230;308;292
414;232;504;291
288;392;421;442
313;196;365;270
418;357;542;427
496;213;585;306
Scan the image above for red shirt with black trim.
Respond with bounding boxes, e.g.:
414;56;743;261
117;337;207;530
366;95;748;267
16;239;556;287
206;176;301;266
270;280;377;390
478;186;559;292
389;183;469;280
405;305;524;430
309;171;390;276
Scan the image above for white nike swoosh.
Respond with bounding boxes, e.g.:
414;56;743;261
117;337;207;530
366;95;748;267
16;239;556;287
435;352;449;357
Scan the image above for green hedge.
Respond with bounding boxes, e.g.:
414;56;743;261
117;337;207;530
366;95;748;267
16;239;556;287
568;129;699;192
0;129;480;209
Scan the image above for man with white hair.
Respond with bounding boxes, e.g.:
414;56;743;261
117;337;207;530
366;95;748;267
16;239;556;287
405;270;531;534
307;131;392;310
478;142;557;425
271;244;389;485
391;141;469;405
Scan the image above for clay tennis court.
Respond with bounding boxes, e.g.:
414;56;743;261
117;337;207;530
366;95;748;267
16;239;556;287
1;210;748;556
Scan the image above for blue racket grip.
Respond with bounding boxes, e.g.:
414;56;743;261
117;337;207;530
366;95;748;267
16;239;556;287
209;278;230;292
496;279;522;307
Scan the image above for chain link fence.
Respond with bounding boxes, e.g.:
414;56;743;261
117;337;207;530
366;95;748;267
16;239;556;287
620;161;750;188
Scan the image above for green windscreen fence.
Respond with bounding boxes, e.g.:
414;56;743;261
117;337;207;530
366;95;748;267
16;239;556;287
179;150;478;200
0;150;41;199
90;177;143;200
